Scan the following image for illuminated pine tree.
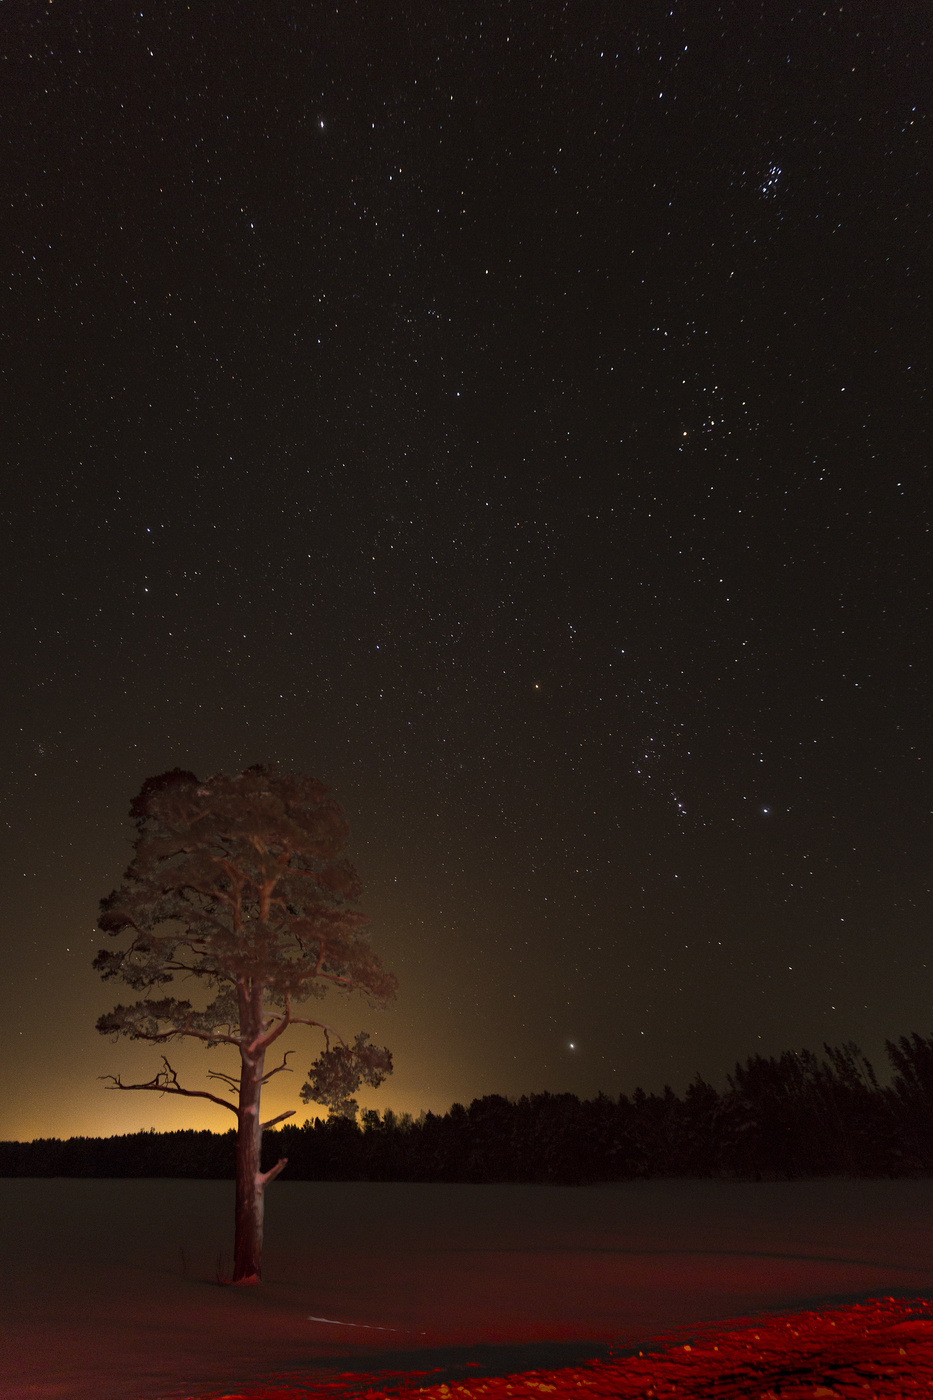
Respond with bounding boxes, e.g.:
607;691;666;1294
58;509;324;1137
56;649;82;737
94;766;396;1284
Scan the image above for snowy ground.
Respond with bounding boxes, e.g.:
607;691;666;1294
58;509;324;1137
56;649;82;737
2;1177;933;1400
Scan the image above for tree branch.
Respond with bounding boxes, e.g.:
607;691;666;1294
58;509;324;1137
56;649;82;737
99;1057;239;1116
207;1068;240;1093
281;1014;346;1042
253;993;305;1055
116;1017;243;1048
260;1049;295;1085
259;1111;295;1130
257;1157;289;1187
178;878;237;907
253;995;292;1054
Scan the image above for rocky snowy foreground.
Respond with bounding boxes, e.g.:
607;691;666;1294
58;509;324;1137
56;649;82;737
2;1178;933;1400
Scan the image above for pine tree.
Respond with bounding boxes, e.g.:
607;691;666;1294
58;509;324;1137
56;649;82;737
94;766;396;1283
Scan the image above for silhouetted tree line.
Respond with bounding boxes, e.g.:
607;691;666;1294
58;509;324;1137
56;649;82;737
7;1032;933;1182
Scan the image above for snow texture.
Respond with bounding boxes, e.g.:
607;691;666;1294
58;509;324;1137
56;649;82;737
2;1177;933;1399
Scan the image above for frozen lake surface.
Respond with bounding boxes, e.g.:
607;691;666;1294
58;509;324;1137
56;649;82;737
3;1177;933;1399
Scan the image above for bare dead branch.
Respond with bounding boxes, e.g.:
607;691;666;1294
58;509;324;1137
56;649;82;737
99;1057;239;1115
259;1110;296;1130
257;1156;289;1187
206;1068;240;1093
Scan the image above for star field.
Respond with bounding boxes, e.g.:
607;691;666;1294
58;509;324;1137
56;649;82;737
1;0;929;1141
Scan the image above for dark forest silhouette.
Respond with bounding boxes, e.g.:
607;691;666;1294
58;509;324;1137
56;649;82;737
7;1031;933;1182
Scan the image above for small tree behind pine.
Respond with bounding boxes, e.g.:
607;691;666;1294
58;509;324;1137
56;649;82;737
94;765;397;1283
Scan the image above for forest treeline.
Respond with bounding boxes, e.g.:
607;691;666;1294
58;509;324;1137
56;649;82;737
6;1032;933;1182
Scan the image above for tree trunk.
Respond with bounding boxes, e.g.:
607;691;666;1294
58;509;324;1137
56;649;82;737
231;993;290;1285
232;1044;266;1284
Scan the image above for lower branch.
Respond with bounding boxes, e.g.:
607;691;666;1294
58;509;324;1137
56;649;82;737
257;1157;289;1189
100;1056;239;1116
260;1110;296;1130
206;1067;240;1093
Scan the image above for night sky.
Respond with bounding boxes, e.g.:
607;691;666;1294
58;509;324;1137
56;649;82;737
3;1;929;1144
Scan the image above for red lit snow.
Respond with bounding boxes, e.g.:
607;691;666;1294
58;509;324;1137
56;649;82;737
187;1298;933;1399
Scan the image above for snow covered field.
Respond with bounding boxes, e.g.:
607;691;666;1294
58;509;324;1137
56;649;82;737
3;1177;933;1400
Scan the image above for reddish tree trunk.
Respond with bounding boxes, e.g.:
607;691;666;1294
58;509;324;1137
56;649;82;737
232;1044;266;1284
231;1024;289;1283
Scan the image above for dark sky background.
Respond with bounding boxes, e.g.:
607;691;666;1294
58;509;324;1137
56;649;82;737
2;0;929;1143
